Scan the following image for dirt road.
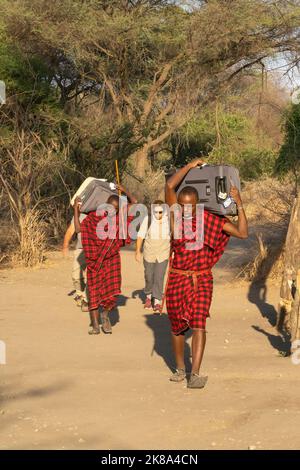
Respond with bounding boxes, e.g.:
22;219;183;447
0;241;299;450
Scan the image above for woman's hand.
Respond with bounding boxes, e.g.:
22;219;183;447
135;251;142;263
230;186;242;206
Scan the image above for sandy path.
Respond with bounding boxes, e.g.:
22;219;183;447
0;242;299;450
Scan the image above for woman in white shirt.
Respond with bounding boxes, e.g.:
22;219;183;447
135;200;171;313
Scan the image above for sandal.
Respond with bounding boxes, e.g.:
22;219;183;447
169;368;186;382
81;299;89;312
74;295;82;307
88;326;100;335
100;311;112;334
187;373;208;389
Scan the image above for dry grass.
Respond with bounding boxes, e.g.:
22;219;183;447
11;209;47;267
242;176;294;224
237;233;284;282
238;233;267;281
237;176;293;282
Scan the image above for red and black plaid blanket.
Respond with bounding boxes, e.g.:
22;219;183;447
166;210;230;334
81;210;132;311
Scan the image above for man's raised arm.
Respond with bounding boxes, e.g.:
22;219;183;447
165;158;205;206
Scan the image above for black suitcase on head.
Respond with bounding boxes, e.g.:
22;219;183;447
167;164;241;216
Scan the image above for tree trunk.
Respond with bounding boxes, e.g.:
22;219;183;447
134;145;149;179
279;195;300;342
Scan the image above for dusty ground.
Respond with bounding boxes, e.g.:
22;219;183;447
0;236;299;450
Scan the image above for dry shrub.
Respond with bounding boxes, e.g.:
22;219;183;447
46;204;70;246
268;249;285;280
0;252;8;265
242;176;294;224
238;232;285;282
237;176;294;282
0;116;69;267
238;234;268;281
11;209;46;267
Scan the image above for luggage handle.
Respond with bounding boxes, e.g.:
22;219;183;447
215;176;228;201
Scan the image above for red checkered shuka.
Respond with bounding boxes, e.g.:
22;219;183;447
81;209;133;311
166;210;230;335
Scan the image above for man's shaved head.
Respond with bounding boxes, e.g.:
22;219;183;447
107;194;120;213
178;186;199;217
107;194;120;205
178;186;199;202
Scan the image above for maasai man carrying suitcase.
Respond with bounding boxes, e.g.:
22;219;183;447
73;184;137;335
165;158;248;389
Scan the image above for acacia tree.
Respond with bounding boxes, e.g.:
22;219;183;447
3;0;300;180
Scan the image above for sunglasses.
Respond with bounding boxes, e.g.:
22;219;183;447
154;210;163;214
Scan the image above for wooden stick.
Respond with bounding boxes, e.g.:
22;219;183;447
115;159;121;188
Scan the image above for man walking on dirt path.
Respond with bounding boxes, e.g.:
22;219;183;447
62;214;89;312
135;199;171;313
73;185;137;335
165;158;248;389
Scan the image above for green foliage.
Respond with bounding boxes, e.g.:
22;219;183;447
71;121;142;180
170;108;278;180
0;33;57;106
276;104;300;180
238;149;278;181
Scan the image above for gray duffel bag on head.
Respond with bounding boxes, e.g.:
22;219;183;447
77;179;119;214
167;164;241;216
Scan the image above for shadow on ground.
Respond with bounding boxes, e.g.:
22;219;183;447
248;282;278;328
144;313;192;372
247;245;291;355
0;378;73;408
132;289;145;302
0;378;74;434
251;325;291;355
